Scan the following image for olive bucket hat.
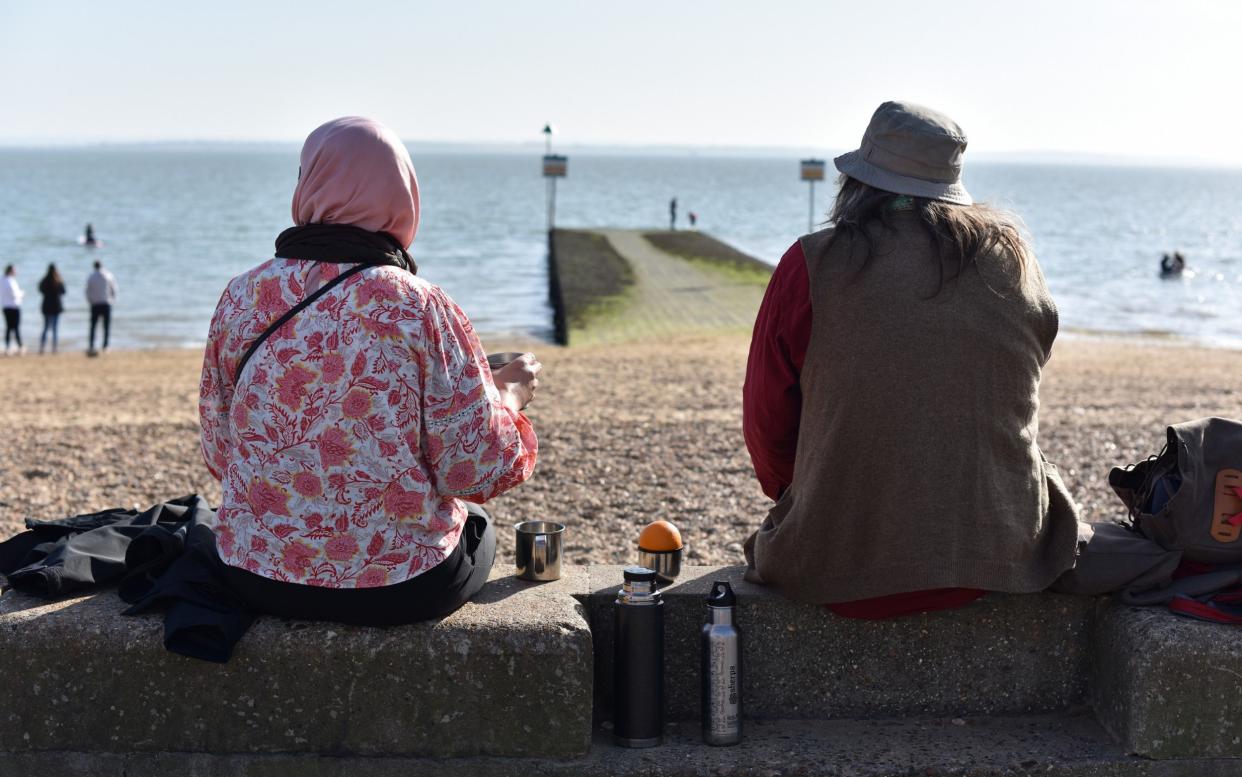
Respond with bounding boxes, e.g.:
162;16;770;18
833;101;973;205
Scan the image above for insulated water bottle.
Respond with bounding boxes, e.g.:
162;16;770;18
701;580;742;745
613;565;664;747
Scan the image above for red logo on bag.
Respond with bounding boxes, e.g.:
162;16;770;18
1211;470;1242;542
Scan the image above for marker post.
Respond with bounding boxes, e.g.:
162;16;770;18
800;159;826;233
542;124;567;232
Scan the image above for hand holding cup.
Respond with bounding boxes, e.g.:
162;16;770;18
488;352;542;413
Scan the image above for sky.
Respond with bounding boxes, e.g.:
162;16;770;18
2;0;1241;164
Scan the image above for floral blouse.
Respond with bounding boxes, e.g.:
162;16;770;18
199;258;537;588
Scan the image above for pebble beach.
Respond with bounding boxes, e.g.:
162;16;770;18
2;334;1241;567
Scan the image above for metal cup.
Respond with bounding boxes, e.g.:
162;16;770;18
487;352;525;371
638;546;684;584
515;521;565;581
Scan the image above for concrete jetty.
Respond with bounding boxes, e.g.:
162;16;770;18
548;229;772;346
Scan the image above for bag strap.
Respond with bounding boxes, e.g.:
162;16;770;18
1170;594;1242;625
1123;568;1242;605
232;263;372;383
1163;569;1242;624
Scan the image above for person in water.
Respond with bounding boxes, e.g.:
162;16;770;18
38;263;66;354
1;265;24;355
199;116;541;625
1160;252;1185;275
743;101;1078;618
84;224;96;246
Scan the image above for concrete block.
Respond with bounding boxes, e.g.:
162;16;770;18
1091;600;1242;758
0;566;592;758
586;564;1095;721
5;714;1237;776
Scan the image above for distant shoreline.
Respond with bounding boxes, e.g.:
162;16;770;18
5;325;1239;358
0;143;1237;170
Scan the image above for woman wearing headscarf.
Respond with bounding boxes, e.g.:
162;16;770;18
743;101;1078;617
199;117;540;625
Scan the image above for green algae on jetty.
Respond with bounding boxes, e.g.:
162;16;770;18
549;229;772;346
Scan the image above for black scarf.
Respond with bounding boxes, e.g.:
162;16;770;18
274;224;417;274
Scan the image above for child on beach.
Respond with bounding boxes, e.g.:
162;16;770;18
199;116;541;626
743;101;1079;617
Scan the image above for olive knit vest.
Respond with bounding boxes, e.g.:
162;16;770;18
746;214;1079;603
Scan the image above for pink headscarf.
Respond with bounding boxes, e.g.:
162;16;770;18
291;117;420;248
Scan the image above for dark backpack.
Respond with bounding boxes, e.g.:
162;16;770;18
1054;417;1242;623
1110;417;1242;565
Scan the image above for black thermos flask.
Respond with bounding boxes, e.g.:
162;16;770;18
613;565;665;747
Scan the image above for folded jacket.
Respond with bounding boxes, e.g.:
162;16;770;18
0;495;255;663
0;496;207;597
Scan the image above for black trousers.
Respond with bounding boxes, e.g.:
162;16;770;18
223;504;496;627
89;303;111;350
3;308;19;348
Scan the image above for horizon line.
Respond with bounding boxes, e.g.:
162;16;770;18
0;138;1237;169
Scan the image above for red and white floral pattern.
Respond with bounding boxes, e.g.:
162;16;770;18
199;259;537;588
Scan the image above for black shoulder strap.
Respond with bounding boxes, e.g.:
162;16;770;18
233;262;373;383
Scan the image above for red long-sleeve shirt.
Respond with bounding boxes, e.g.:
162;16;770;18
743;241;983;619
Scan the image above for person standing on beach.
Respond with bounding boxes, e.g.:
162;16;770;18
669;197;678;230
743;101;1078;617
200;116;541;626
86;260;117;355
1;265;24;355
38;263;66;354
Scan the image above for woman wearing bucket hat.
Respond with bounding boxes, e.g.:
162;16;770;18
743;101;1079;616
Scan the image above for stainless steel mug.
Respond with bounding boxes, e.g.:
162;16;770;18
637;546;684;584
487;352;525;371
514;521;564;581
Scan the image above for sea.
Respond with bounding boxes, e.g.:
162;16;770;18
1;147;1240;351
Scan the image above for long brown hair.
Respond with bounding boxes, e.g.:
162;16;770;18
42;263;62;286
826;174;1030;295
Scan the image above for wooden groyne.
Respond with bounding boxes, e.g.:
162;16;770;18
548;229;773;346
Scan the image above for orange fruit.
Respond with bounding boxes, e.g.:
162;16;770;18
638;520;683;551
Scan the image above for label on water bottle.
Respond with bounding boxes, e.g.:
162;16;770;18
708;639;739;734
